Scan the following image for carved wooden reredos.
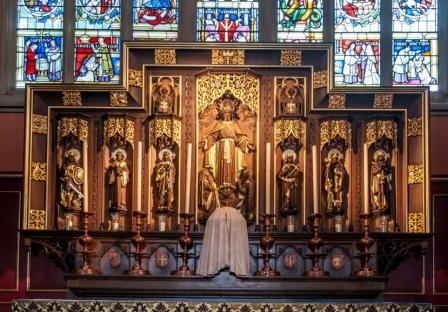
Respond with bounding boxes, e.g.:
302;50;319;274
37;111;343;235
24;42;430;233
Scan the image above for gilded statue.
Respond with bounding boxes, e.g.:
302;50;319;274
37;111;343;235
199;90;256;195
370;150;392;216
152;77;179;115
276;78;304;116
154;149;176;213
59;149;84;212
107;149;130;212
324;149;348;215
198;166;220;223
236;168;255;223
278;149;300;213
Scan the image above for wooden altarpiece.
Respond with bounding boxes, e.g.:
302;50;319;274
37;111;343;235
21;43;430;299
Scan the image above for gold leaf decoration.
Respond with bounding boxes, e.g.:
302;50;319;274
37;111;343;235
62;91;82;106
408;164;424;184
373;93;393;109
128;69;143;88
154;49;176;64
32;114;48;134
408;117;423;137
274;119;306;147
366;120;397;147
211;49;245;65
31;162;46;182
148;118;181;146
408;212;424;233
320;119;352;149
103;117;135;147
280;50;302;66
313;71;327;89
29;209;45;230
197;73;259;113
57;117;89;142
110;92;128;107
328;94;346;109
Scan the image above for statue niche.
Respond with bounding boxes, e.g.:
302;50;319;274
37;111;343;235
370;149;392;217
154;148;176;214
323;149;349;218
198;88;257;223
275;77;304;117
151;76;180;116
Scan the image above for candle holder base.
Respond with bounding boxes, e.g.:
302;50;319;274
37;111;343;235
255;214;281;277
75;211;99;275
171;213;196;276
355;213;379;277
304;213;329;277
127;211;149;276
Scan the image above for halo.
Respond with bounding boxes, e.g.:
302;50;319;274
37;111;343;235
158;149;175;161
282;149;297;162
373;149;389;161
66;148;81;162
111;148;127;160
328;149;343;161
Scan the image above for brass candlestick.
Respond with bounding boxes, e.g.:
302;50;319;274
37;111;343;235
255;214;281;276
355;213;379;277
305;213;329;277
126;211;149;275
172;213;195;276
76;211;98;275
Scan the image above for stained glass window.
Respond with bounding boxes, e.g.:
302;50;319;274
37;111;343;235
74;0;121;83
277;0;323;42
16;0;64;87
196;0;259;42
392;0;438;90
133;0;179;40
334;0;381;86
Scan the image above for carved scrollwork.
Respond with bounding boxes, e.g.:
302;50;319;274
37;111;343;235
110;92;128;107
377;240;426;275
408;117;423;137
373;93;393;109
32;114;48;134
274;119;306;147
313;71;327;89
103;117;135;148
30;239;76;273
31;162;47;182
211;49;245;65
320;120;352;149
57;117;89;142
408;164;424;184
128;69;143;88
29;209;46;229
328;94;346;109
62;91;82;106
280;50;302;66
408;212;425;233
366;120;397;147
148;118;181;146
154;49;176;64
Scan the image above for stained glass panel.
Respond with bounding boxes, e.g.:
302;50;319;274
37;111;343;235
335;0;380;33
17;0;63;30
334;33;380;86
16;31;63;87
133;0;179;40
277;0;323;42
393;0;437;33
75;0;121;30
392;33;438;89
74;31;121;83
196;0;259;42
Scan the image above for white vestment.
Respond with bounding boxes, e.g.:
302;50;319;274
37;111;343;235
363;46;380;85
343;48;358;84
196;206;250;277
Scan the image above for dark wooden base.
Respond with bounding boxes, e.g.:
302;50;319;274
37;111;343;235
75;267;98;275
171;265;195;276
254;269;281;277
125;268;150;276
66;272;388;299
305;269;329;277
355;268;379;277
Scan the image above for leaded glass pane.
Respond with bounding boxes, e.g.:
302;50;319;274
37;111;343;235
277;0;323;42
196;0;259;42
393;0;437;33
17;0;63;30
133;0;179;40
335;0;380;33
75;0;121;30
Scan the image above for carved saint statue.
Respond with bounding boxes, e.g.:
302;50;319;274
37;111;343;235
59;149;84;212
276;78;304;116
198;166;220;223
108;149;130;212
278;149;300;213
154;149;176;213
370;150;392;216
236;168;255;222
324;149;348;215
199;90;256;194
152;77;179;115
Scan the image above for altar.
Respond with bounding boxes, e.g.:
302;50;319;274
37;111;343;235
21;43;430;302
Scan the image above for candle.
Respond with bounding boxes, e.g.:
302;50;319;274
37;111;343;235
136;141;143;211
185;143;192;214
363;143;370;214
265;142;271;214
82;141;88;212
312;145;319;214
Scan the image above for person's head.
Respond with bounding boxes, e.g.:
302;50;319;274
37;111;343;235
98;37;105;45
31;43;38;51
116;152;123;161
224;13;230;19
163;151;170;161
286;155;294;164
50;39;56;47
349;43;356;50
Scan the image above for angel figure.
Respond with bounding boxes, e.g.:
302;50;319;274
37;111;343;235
152;77;179;115
276;78;304;116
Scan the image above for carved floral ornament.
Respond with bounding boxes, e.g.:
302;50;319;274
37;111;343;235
280;50;302;66
110;92;128;107
154;49;176;64
274;119;306;147
62;91;82;106
29;209;46;230
57;117;89;142
408;117;423;137
328;94;346;109
103;118;135;148
148;118;181;146
128;69;143;88
366;120;397;147
373;93;393;109
31;162;47;182
408;164;424;184
32;114;48;134
197;73;259;113
408;212;424;233
313;71;327;89
320;120;352;149
211;49;245;65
